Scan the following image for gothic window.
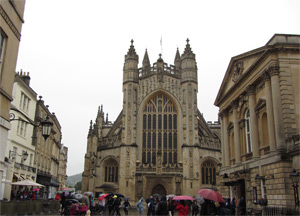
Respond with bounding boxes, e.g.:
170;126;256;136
142;93;178;165
245;109;252;153
104;159;118;183
201;161;216;185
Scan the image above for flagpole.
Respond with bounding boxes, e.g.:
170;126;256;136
160;35;163;57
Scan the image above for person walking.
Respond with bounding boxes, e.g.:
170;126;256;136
238;197;246;216
191;200;199;216
175;200;189;216
230;197;236;216
112;196;121;216
147;196;155;216
156;196;168;216
123;199;131;215
136;197;145;216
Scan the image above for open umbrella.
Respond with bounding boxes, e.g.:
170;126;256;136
99;193;109;200
197;189;224;203
114;193;125;198
75;193;83;200
166;194;176;200
172;195;194;201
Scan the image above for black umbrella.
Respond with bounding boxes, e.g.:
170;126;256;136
115;193;125;198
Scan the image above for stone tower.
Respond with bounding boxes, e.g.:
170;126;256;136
82;39;221;202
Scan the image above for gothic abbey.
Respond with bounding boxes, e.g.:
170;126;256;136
82;39;221;201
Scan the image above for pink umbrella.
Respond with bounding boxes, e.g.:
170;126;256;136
99;193;109;200
197;189;224;203
33;188;40;191
172;195;195;201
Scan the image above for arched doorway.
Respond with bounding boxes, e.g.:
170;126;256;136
152;184;166;196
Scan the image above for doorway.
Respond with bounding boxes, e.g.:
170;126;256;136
152;184;166;197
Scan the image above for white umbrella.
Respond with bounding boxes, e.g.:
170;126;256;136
11;180;45;187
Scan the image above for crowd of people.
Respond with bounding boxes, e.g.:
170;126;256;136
10;188;48;200
136;195;246;216
53;192;246;216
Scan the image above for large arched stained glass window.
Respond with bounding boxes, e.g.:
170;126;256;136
142;93;178;165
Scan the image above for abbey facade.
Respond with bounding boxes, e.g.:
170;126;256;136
82;40;221;201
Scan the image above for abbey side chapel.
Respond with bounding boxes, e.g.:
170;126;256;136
82;39;222;201
215;34;300;208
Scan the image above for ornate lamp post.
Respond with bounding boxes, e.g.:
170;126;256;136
10;112;53;141
289;169;299;208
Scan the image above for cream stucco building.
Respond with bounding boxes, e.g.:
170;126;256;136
4;71;37;200
0;0;26;200
82;39;222;201
215;34;300;209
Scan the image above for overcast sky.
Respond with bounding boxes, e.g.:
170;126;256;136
16;0;300;176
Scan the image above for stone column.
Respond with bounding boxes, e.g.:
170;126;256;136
232;101;241;164
269;65;285;150
219;113;225;166
247;86;259;158
262;71;276;151
223;111;230;166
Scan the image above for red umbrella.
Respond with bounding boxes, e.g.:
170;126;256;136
172;195;195;201
197;189;224;203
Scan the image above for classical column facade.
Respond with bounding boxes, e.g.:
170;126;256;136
269;65;285;150
232;101;241;164
247;85;259;158
223;111;230;166
262;71;276;151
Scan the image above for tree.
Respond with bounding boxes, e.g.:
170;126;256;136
74;181;82;192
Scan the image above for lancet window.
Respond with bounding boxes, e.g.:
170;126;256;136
104;159;118;183
142;93;178;165
201;161;216;185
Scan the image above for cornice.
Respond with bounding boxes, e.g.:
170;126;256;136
0;4;21;40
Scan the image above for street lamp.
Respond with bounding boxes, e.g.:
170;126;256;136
10;112;53;141
289;169;299;208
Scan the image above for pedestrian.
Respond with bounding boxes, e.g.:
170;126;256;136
61;192;66;212
55;192;61;201
147;196;155;216
200;199;216;216
136;197;145;216
167;198;175;216
112;195;121;216
238;197;246;216
230;197;236;216
191;200;199;216
98;196;106;216
175;200;189;216
123;199;131;215
156;195;168;216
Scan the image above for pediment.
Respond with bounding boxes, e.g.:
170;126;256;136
215;47;268;106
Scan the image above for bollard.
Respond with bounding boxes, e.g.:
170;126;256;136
16;200;27;215
26;200;34;215
50;200;60;214
34;199;43;215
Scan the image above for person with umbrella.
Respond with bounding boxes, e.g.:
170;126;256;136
191;200;199;216
136;197;145;216
175;200;189;216
200;199;217;216
156;195;168;216
112;195;121;216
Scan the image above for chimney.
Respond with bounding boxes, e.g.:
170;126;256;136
20;71;31;86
